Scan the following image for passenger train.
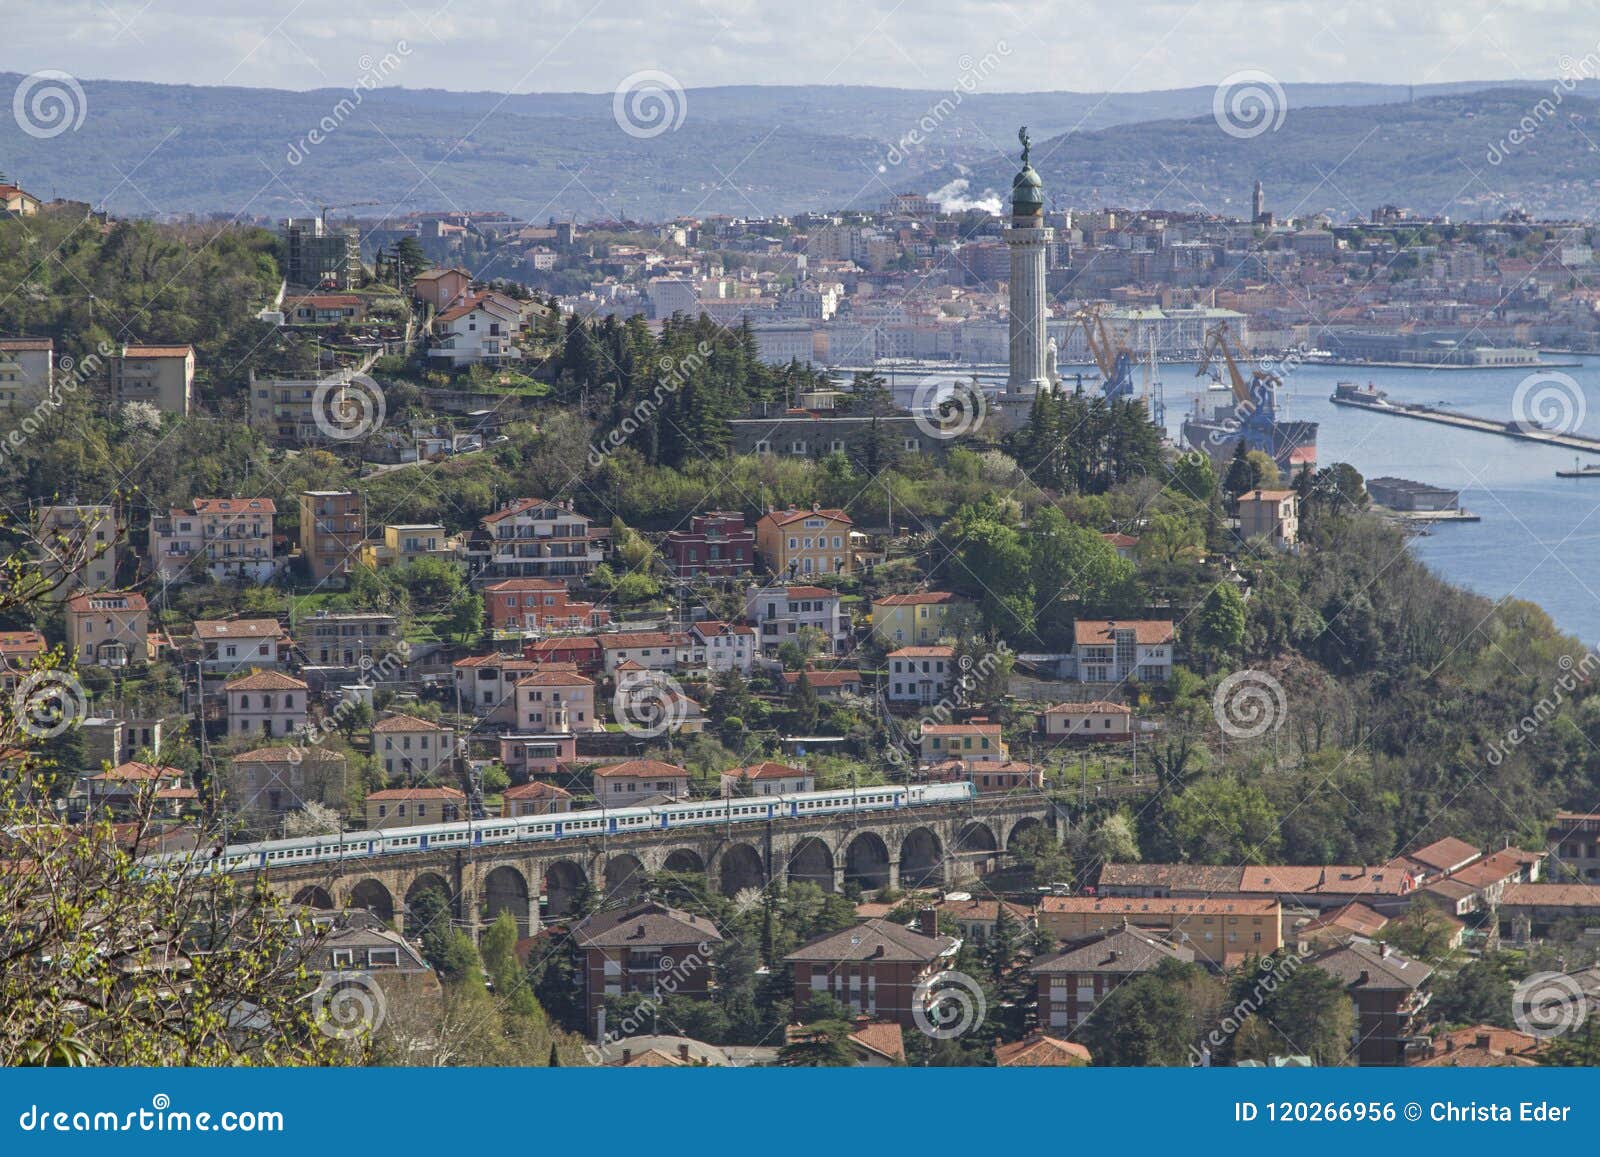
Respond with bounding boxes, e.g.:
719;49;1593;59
149;782;977;875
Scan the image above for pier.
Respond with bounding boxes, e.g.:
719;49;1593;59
1330;394;1600;456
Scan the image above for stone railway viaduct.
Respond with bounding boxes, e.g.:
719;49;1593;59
264;796;1054;937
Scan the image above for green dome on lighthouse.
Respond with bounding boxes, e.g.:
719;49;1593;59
1011;126;1044;217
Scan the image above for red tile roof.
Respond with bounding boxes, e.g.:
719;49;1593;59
366;786;465;802
782;585;837;599
724;761;808;781
485;578;567;593
371;713;451;732
225;670;308;692
121;344;194;358
759;507;853;527
873;591;964;607
66;591;149;613
191;497;277;515
994;1034;1091;1067
91;761;184;782
592;759;690;779
502;780;573;800
514;669;594;687
194;618;285;640
1044;700;1132;714
1073;619;1174;646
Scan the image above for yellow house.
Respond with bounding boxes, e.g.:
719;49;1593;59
1037;896;1283;965
358;523;455;570
919;720;1007;765
755;506;854;578
871;591;969;645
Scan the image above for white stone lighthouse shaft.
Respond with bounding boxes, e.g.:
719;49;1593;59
1006;218;1053;394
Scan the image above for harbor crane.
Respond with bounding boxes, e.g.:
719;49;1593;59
1194;321;1282;453
1074;305;1136;402
319;199;381;229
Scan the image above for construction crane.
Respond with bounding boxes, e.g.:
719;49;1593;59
1074;305;1136;402
1194;321;1281;449
319;200;381;229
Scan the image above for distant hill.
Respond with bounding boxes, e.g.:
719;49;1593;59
956;87;1600;223
0;74;1596;221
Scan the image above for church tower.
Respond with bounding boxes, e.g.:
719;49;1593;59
1005;126;1053;399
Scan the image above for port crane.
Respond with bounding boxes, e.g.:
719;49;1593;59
1194;321;1282;454
1074;305;1137;402
319;199;381;228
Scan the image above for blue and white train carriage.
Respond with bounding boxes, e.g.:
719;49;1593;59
151;781;977;875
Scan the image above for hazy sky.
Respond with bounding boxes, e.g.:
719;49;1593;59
3;0;1593;94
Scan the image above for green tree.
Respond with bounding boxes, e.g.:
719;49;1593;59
788;670;820;733
1162;778;1280;864
1196;584;1247;665
777;1021;856;1066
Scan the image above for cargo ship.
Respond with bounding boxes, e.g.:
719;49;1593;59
1182;323;1318;475
1181;394;1319;476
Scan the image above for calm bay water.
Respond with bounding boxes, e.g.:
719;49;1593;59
882;356;1600;643
1198;357;1600;645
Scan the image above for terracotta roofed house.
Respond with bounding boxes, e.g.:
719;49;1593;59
870;590;969;646
783;912;958;1028
66;591;149;668
994;1033;1092;1067
755;505;853;577
194;617;289;675
720;761;814;797
1037;895;1282;965
501;780;573;817
371;713;456;779
225;670;309;739
592;759;690;802
1041;699;1134;741
365;785;466;829
1072;619;1174;683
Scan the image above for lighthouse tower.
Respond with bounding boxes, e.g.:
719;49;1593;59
1005;126;1053;400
